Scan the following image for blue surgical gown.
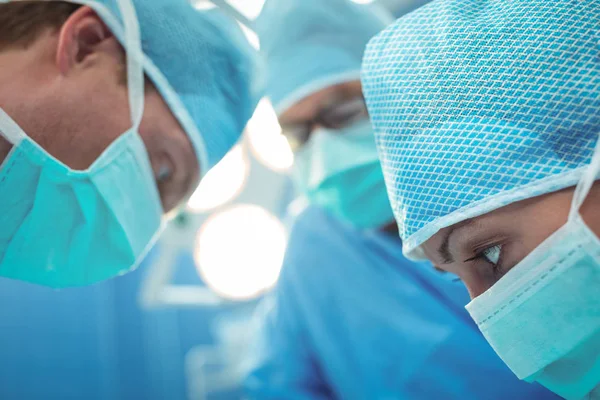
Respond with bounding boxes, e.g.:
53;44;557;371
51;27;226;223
244;206;559;399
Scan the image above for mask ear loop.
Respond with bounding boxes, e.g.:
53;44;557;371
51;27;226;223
568;31;600;220
115;0;145;131
569;131;600;221
0;108;26;147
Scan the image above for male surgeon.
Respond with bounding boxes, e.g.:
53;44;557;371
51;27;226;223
0;0;260;287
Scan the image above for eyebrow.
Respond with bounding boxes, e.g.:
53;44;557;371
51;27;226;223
309;93;341;122
285;89;348;126
438;228;456;264
437;219;476;264
279;93;322;122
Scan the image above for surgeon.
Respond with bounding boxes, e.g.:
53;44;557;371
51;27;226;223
242;0;558;398
0;0;260;288
362;1;600;399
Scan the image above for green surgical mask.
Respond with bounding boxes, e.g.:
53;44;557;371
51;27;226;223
292;119;395;229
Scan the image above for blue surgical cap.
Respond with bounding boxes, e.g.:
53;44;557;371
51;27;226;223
362;0;600;259
255;0;392;115
55;0;262;174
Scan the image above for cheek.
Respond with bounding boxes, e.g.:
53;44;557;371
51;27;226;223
137;99;164;174
35;79;131;170
462;273;496;299
586;210;600;239
581;184;600;238
0;137;11;165
444;260;500;299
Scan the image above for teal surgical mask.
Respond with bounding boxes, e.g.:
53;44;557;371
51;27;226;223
466;134;600;400
0;0;164;288
292;119;395;229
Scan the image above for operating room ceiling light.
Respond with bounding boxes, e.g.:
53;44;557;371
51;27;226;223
187;145;248;213
194;204;286;301
247;99;294;172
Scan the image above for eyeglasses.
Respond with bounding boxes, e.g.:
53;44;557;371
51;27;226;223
281;96;369;151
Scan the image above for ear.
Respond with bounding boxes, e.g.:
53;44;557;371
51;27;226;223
55;6;122;75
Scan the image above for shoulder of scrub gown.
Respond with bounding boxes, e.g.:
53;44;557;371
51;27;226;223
244;205;560;400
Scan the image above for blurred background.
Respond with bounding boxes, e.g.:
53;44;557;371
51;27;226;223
0;1;430;399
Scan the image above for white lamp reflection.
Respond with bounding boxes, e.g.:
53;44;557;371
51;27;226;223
226;0;266;20
194;204;286;301
187;145;248;213
247;99;294;172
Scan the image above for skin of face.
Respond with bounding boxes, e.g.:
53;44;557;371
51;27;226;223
0;6;199;212
279;80;363;127
279;79;397;232
422;184;600;298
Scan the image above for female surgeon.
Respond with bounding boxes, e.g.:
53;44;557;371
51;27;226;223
243;0;557;398
361;0;600;399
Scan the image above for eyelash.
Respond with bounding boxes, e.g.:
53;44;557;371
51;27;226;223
466;244;504;277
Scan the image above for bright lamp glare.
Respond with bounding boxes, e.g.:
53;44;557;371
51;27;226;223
237;22;260;50
351;0;375;3
187;145;248;213
193;2;217;10
247;99;294;171
226;0;266;19
195;205;286;301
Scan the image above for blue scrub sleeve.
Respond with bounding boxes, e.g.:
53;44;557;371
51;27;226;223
243;273;335;399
